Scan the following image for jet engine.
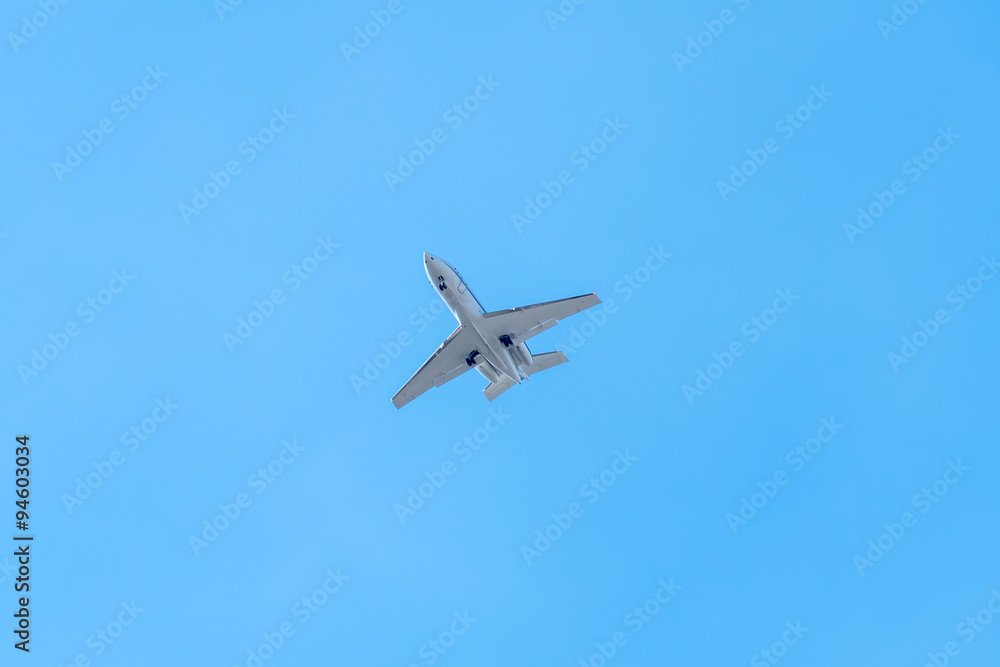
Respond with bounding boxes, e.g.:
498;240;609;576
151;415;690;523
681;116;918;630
473;358;499;383
500;334;533;367
513;342;532;367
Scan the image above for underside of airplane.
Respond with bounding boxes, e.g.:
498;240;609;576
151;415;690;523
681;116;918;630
391;254;601;408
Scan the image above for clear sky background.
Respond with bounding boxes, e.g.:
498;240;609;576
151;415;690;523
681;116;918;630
2;0;999;665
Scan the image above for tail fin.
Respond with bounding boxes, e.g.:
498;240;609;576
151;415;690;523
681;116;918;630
524;351;568;376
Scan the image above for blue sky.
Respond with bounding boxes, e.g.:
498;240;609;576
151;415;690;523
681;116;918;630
3;0;1000;665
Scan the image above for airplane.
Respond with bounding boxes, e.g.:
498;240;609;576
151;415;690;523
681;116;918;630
392;253;601;408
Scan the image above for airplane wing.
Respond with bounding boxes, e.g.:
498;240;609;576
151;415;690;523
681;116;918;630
391;326;476;408
481;293;601;342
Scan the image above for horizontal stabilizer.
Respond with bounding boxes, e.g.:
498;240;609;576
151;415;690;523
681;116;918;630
524;351;568;376
483;376;517;402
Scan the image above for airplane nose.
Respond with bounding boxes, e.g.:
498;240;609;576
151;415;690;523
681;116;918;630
423;253;432;263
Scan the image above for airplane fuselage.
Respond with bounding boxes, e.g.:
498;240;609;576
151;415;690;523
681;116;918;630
424;253;528;384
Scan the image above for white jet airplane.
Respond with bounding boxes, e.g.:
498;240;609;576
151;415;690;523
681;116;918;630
392;254;601;408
